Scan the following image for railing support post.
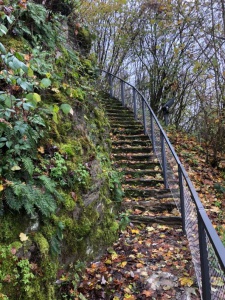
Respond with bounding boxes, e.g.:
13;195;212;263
109;74;113;98
121;80;125;107
178;165;186;234
151;113;156;153
142;98;147;135
133;87;137;120
198;213;211;300
160;131;168;189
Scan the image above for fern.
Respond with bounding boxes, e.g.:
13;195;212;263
5;179;59;217
38;175;63;201
22;157;34;176
5;188;23;211
38;175;56;194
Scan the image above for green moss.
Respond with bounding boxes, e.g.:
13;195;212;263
60;140;83;157
0;214;27;244
33;233;49;256
62;192;76;211
9;241;22;250
0;35;30;52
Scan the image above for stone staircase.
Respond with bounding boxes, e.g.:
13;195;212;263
101;96;182;225
75;95;200;300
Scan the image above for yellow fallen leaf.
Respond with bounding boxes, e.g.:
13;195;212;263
19;232;29;242
113;297;120;300
111;252;118;260
123;294;136;300
105;259;112;264
179;277;194;287
120;261;127;268
146;226;154;232
0;184;4;192
11;165;21;171
38;146;45;154
131;229;140;234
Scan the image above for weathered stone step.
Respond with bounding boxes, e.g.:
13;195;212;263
128;215;182;225
112;140;151;146
113;161;159;170
124;188;170;198
122;199;177;211
106;110;135;117
112;146;152;154
123;178;164;187
111;128;144;135
110;119;141;125
111;134;150;141
111;124;143;130
122;169;163;177
113;153;155;161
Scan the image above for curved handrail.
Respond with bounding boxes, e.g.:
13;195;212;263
101;69;225;300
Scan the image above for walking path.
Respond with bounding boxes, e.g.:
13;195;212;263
76;96;200;300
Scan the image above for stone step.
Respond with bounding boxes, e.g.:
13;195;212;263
110;119;141;125
112;146;153;154
112;140;151;146
123;178;164;187
111;134;150;141
111;127;144;135
124;188;171;198
128;215;182;225
106;107;134;119
111;123;143;130
122;199;177;211
122;169;163;177
113;161;159;170
113;153;155;161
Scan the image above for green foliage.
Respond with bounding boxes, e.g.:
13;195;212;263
0;245;34;294
118;212;130;231
72;163;90;189
50;152;68;181
214;183;225;194
17;259;35;291
109;170;123;202
50;221;65;255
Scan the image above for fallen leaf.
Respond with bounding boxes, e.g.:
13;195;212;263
179;277;194;287
19;232;28;242
11;165;21;171
142;290;154;297
38;146;45;153
131;229;140;234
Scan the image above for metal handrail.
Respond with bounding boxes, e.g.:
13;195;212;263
101;70;225;300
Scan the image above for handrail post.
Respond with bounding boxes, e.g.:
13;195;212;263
133;87;137;120
178;165;186;234
142;98;147;135
121;80;125;107
109;73;113;98
151;113;156;153
160;131;168;189
198;213;211;300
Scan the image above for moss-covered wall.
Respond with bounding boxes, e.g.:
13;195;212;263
0;4;121;298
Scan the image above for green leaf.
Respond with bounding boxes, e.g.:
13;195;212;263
27;67;34;77
40;78;51;88
60;103;73;115
14;52;24;62
26;93;41;106
0;42;6;54
52;112;58;124
53;104;59;113
17;78;33;91
0;24;8;37
6;141;13;148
